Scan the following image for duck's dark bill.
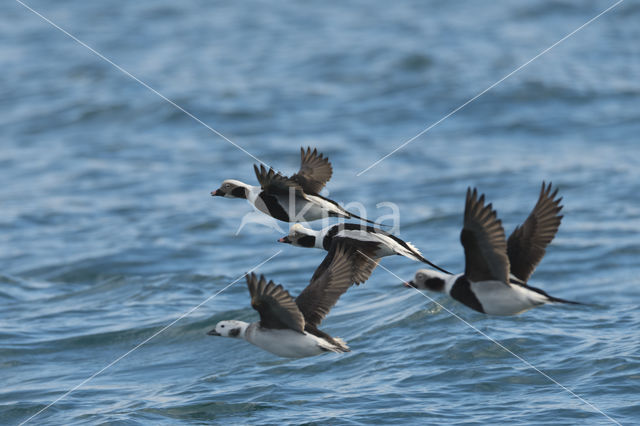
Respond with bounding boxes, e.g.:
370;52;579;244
211;189;223;196
278;236;291;244
207;329;221;336
404;281;416;288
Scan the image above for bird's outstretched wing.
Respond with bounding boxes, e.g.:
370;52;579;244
253;164;305;197
246;273;305;333
290;147;333;194
507;182;563;282
461;188;510;284
315;234;380;285
296;241;376;328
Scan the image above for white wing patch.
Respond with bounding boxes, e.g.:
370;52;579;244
336;229;421;260
306;195;344;215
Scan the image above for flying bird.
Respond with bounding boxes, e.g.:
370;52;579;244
211;147;381;225
278;222;450;282
208;241;377;358
406;182;581;315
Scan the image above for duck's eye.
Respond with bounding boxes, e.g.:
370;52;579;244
417;274;424;280
224;184;230;188
220;325;225;328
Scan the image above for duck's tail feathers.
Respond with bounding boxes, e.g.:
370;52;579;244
330;337;351;353
546;294;584;305
319;336;350;353
413;252;451;275
345;211;389;227
398;241;451;275
527;285;584;305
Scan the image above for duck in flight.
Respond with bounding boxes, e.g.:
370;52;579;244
207;241;377;358
406;182;581;315
211;147;382;225
278;222;451;282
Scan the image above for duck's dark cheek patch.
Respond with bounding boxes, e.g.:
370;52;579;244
298;235;315;247
229;328;241;337
424;278;445;292
231;187;247;198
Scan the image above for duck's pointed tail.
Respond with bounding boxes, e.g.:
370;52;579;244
415;254;451;275
319;336;350;353
331;337;351;353
546;294;584;305
344;211;389;227
527;285;584;305
399;241;452;275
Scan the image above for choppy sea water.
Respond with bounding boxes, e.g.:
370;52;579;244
1;0;639;424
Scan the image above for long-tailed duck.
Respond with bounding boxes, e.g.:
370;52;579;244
406;183;581;315
211;147;381;225
278;222;450;281
207;241;377;358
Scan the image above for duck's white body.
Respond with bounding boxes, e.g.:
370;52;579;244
245;323;344;358
441;273;552;316
212;320;347;358
470;281;548;315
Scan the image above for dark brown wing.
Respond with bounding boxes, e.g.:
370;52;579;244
296;241;375;328
352;248;380;284
461;188;510;284
253;164;305;196
507;182;563;282
290;147;333;194
246;273;305;333
310;237;380;285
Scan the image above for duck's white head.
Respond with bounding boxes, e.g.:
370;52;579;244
207;320;249;338
405;269;449;292
211;179;251;199
277;223;318;248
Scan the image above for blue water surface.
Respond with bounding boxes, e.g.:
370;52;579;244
1;0;639;424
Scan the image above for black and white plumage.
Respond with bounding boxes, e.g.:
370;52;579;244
406;182;581;315
207;241;377;358
278;222;450;282
211;147;381;225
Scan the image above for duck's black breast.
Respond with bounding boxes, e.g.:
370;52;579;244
322;225;341;250
450;276;485;313
258;192;290;222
